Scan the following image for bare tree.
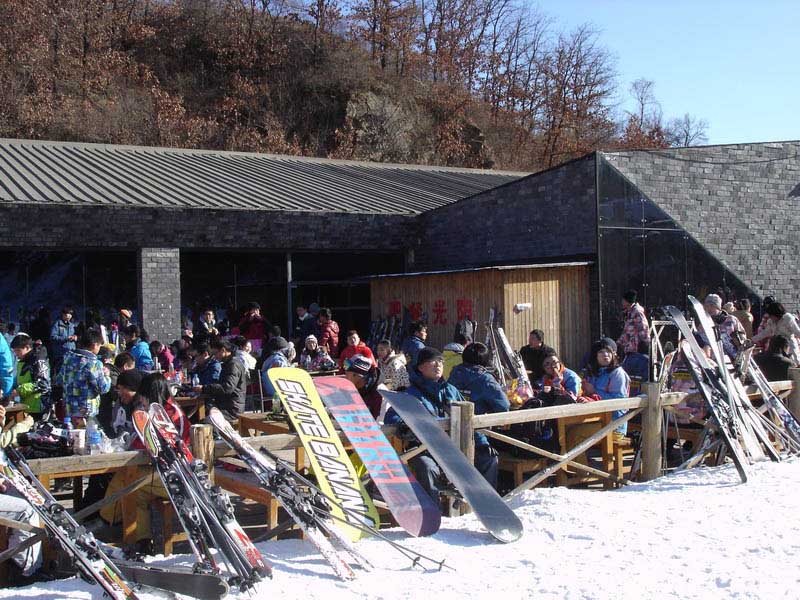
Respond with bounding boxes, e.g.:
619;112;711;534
667;112;709;147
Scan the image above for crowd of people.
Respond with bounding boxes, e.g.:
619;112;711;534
1;288;799;581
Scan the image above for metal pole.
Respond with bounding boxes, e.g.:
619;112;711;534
233;263;238;311
286;252;293;337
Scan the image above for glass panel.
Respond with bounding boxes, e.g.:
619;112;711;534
643;230;687;311
598;161;678;229
685;237;752;307
599;228;645;338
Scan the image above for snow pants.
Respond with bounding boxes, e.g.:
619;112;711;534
0;491;42;576
410;444;499;505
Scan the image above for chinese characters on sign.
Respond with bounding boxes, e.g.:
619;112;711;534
432;299;447;325
408;302;423;321
387;300;401;317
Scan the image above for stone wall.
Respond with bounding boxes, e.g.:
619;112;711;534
138;248;181;345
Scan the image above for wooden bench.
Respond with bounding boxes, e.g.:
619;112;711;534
152;500;187;556
214;469;280;530
498;454;548;487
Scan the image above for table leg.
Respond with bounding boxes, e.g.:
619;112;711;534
601;414;614;490
120;467;140;545
198;403;206;422
295;447;305;472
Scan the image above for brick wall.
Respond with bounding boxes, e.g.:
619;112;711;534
412;154;598;270
138;248;181;344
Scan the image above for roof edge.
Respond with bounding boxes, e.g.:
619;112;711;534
364;261;593;279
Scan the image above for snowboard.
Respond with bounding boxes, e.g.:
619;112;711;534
113;560;230;600
266;367;380;540
379;390;523;543
665;305;749;482
0;447;139;600
208;407;366;581
314;376;441;537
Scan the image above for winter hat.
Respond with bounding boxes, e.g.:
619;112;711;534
267;336;289;353
623;290;638;304
120;309;132;319
443;342;464;353
117;369;143;391
592;337;617;356
416;346;444;365
345;355;373;377
704;294;723;309
305;334;318;346
309;303;321;316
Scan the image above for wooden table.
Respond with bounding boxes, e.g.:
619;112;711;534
238;412;305;469
175;395;206;421
26;451;150;545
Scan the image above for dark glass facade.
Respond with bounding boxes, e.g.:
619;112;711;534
598;159;754;339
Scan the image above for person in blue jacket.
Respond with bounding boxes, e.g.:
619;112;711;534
400;321;427;372
385;346;463;504
0;333;14;399
123;325;154;370
50;306;77;370
447;342;509;489
582;338;631;439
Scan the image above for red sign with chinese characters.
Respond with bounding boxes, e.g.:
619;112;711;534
408;302;423;321
432;299;448;325
387;300;401;317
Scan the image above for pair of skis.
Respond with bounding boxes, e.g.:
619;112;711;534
132;402;270;592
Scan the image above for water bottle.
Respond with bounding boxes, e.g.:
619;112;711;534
192;373;200;388
60;417;73;445
86;416;104;455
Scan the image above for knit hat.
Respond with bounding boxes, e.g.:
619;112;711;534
117;369;143;391
345;355;373;377
704;294;723;309
305;334;318;346
267;336;289;352
591;337;617;356
416;346;444;365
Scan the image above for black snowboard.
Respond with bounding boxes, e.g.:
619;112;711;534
380;390;523;543
114;560;230;600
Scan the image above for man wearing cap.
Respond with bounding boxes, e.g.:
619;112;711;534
344;355;384;418
617;291;649;358
50;306;78;371
701;294;746;359
384;346;465;504
196;339;248;418
260;336;293;399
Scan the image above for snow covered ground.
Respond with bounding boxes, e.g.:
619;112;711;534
5;460;800;600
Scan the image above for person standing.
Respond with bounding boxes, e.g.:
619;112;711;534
701;294;746;359
50;306;78;371
731;299;754;339
317;308;340;358
616;291;650;357
400;321;427;370
9;334;51;418
0;333;13;401
55;329;111;423
519;329;555;383
752;302;800;365
123;325;154;370
238;302;269;342
193;308;220;339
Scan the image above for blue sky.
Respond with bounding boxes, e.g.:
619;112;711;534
537;0;799;144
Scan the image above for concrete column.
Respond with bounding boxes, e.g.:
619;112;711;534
137;247;181;344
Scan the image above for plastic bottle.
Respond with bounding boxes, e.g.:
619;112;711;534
192;373;200;388
86;416;104;455
59;416;73;445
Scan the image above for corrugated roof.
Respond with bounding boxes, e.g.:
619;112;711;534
0;139;526;215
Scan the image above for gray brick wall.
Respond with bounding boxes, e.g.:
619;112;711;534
412;154;598;270
138;248;181;344
603;142;800;309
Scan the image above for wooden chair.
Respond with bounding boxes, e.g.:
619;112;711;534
497;454;548;487
152;499;187;556
556;413;614;489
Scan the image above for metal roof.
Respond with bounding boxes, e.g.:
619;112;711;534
0;138;526;215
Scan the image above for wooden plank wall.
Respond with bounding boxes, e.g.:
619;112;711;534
370;271;505;351
370;265;591;370
501;266;591;370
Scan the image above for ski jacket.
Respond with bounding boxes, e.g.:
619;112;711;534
55;349;111;418
442;344;463;380
447;363;509;447
536;365;583;400
238;314;269;341
400;335;426;369
129;339;154;371
584;366;630;434
0;335;13;397
260;352;291;396
519;344;556;383
204;355;248;417
298;349;336;372
155;347;174;372
14;345;51;414
621;351;649;394
193;358;222;386
730;309;754;339
377;352;410;391
617;302;650;355
129;397;191;451
338;342;377;370
50;319;77;362
752;313;800;365
384;370;464;425
318;320;340;357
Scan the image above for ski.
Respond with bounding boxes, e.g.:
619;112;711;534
267;367;380;541
664;306;749;482
113;560;230;600
380;390;523;543
315;376;441;537
747;357;800;448
208;407;365;580
146;403;272;585
0;447;139;600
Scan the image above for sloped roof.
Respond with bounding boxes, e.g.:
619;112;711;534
602;141;800;303
0;138;525;215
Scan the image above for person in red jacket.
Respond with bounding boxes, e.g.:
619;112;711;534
317;307;340;358
339;330;377;370
238;302;270;342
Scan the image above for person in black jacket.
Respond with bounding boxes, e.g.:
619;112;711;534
519;329;555;384
195;339;247;418
754;334;794;382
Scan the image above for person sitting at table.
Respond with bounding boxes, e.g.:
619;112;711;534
447;342;509;489
338;330;377;371
197;339;248;419
375;339;410;391
754;334;795;382
100;372;191;557
344;355;385;419
298;335;336;372
123;325;154;371
573;338;631;453
149;340;174;373
385;347;464;505
537;351;582;402
261;336;294;399
190;341;221;386
9;333;51;419
232;335;257;370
